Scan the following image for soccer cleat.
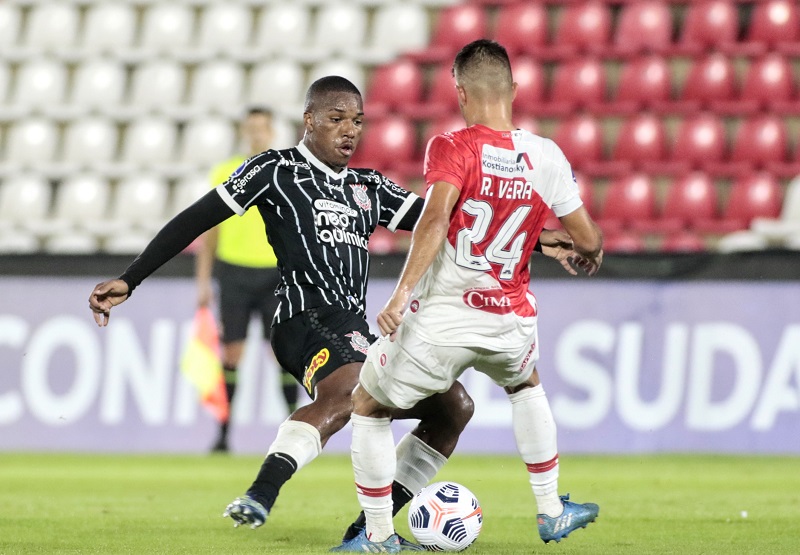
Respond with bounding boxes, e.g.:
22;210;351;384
537;494;599;543
330;528;420;553
342;523;423;551
222;495;268;529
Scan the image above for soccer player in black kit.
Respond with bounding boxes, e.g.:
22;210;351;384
89;76;581;551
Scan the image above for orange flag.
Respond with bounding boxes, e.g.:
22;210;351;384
181;307;229;422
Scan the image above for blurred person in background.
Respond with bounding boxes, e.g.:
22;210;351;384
195;107;299;453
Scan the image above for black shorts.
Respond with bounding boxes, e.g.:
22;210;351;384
271;305;377;398
216;261;281;343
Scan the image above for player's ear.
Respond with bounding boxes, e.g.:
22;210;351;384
456;85;467;106
511;81;518;102
303;111;314;133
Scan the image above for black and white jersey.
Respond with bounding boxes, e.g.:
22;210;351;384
215;142;420;323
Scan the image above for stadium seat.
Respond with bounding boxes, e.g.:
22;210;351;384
254;4;311;55
25;3;79;52
738;54;796;113
722;172;783;228
729;115;789;169
172;174;211;217
196;4;251;55
610;56;672;112
679;54;738;111
515;115;540;137
677;0;741;54
613;1;673;56
368;4;429;59
0;231;39;254
140;4;194;53
552;1;612;58
415;64;460;119
11;58;67;109
311;4;367;53
553;115;604;170
248;60;305;115
661;172;720;229
81;4;137;54
120;117;177;168
368;226;401;255
365;60;424;118
660;231;707;253
349;116;416;175
5;118;59;167
415;4;487;62
0;4;21;52
493;3;548;57
670;114;727;171
574;172;595;216
421;114;466;154
751;175;800;243
0;174;52;231
129;59;186;113
109;174;170;232
747;0;800;48
70;59;127;111
510;58;546;116
612;114;668;169
189;60;245;112
545;58;606;115
49;174;111;235
308;59;366;99
179;117;236;169
602;231;647;253
0;62;9;105
61;117;119;170
597;174;657;230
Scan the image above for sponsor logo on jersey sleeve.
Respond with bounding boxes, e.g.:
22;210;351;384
345;331;371;355
302;348;329;394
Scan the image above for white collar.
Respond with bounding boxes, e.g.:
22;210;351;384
296;141;349;180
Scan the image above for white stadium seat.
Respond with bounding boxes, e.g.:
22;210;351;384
82;4;137;53
0;4;21;51
53;174;111;223
0;62;9;104
179;117;236;168
369;4;430;56
189;60;245;111
61;117;119;169
111;174;169;230
311;4;367;52
6;118;59;167
70;59;127;110
247;60;305;114
0;174;52;228
140;4;195;53
120;116;178;168
11;58;67;109
196;4;252;54
129;59;187;111
254;4;311;54
308;59;366;97
171;174;211;216
25;3;80;52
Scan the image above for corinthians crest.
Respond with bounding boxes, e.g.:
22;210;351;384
350;184;371;211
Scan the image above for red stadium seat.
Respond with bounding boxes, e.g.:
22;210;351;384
739;54;796;112
612;114;668;168
730;115;789;168
671;114;727;171
724;172;784;227
414;5;487;62
510;57;546;115
680;54;738;111
493;3;548;57
677;0;742;54
602;231;647;253
349;116;416;174
747;0;800;48
598;174;657;230
610;56;672;112
613;1;673;56
545;58;606;115
553;115;604;170
662;172;720;228
422;114;464;153
575;171;595;215
552;1;612;58
660;231;707;253
413;64;460;120
365;60;423;118
514;115;539;137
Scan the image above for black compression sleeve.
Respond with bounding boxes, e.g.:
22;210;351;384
119;191;234;295
395;197;425;232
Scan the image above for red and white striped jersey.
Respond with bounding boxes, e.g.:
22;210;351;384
403;124;582;350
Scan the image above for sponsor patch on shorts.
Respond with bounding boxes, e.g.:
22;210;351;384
303;348;329;394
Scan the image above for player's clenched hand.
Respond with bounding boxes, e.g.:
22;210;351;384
88;279;130;327
570;249;603;277
539;229;578;276
377;294;407;340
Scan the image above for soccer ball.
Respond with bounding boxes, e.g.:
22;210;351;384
407;482;482;551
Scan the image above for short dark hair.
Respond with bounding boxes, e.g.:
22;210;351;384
304;76;362;112
452;39;512;86
245;106;273;119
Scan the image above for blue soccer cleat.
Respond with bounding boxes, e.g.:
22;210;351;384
537;494;599;543
222;495;269;530
330;528;422;553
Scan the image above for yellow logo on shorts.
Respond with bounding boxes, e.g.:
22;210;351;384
303;348;329;394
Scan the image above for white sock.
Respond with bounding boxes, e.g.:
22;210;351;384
509;385;562;517
351;414;395;542
394;433;448;494
266;419;322;471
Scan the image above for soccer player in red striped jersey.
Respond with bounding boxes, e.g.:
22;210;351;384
338;40;603;552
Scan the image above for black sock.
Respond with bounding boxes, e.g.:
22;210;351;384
246;453;298;512
342;482;414;541
219;365;237;440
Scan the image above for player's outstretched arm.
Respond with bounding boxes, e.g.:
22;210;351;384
89;279;130;327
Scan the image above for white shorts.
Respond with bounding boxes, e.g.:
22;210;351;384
359;322;539;410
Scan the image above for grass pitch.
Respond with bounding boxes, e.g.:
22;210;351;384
1;453;798;554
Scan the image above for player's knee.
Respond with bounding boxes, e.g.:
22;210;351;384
444;385;475;431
